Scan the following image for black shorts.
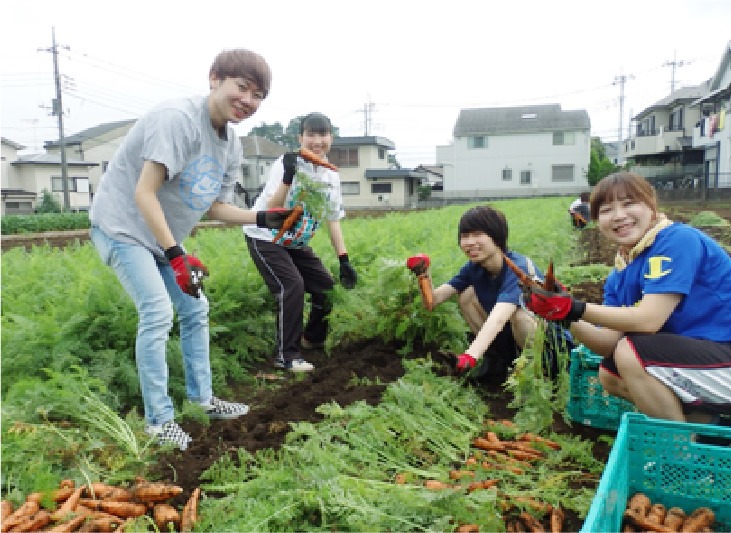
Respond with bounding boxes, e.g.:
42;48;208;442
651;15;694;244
600;332;731;415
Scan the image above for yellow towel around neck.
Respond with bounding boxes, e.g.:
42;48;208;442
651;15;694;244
614;215;673;271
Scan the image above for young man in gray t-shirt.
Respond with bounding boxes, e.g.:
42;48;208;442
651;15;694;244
90;49;297;450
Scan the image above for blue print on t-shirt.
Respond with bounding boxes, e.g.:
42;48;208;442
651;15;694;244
180;155;223;210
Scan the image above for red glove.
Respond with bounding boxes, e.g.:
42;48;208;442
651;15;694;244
406;253;430;276
165;245;209;298
526;286;586;322
456;354;477;374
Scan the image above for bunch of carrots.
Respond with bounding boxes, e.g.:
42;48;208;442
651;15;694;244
1;478;200;532
622;493;716;533
272;148;338;242
395;419;566;533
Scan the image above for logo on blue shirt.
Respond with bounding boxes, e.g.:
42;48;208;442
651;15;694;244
180;155;223;210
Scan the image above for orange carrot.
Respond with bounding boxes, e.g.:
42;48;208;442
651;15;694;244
466;479;499;492
272;204;304;242
647;504;667;525
663;508;686;532
180;487;200;533
11;510;51;532
473;437;506;452
485;431;501;444
50;485;84;521
550;506;564;533
299;148;338;171
59;480;75;489
626;493;651;518
417;273;434;311
503;255;540;288
130;482;183;504
519;433;562;451
449;470;477;480
76;515;122;533
102;488;131;503
456;524;480;532
51;488;76;503
98;500;147;518
153;503;181;531
481;461;524;476
498;419;517;428
519;511;546;533
506;449;542;462
1;501;39;533
543;261;557;292
679;507;715;533
46;513;88;533
624;511;674;533
394;473;408;484
0;501;12;524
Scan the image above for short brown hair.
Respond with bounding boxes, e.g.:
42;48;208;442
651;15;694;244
589;171;657;220
210;49;271;97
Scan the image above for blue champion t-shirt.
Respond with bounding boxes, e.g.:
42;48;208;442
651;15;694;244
603;223;731;342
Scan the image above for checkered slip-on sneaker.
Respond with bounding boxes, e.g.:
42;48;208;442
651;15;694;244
203;396;250;420
145;420;192;451
273;357;315;372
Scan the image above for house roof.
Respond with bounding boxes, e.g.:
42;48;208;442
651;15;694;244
333;136;396;150
635;82;711;118
1;188;36;198
364;169;426;180
239;135;288;158
453;104;590;136
44;119;136;148
1;137;26;150
11;154;98;167
414;164;443;178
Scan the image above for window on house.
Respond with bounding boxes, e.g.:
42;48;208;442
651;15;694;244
502;168;512;181
553;132;575;145
551;164;574;182
371;182;392;194
341;181;360;195
378;148;385;159
330;147;359;167
241;165;250;177
520;171;531;185
102;161;109;172
468;136;487;149
52;176;78;192
76;178;90;194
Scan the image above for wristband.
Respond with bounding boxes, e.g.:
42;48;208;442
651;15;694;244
164;245;184;261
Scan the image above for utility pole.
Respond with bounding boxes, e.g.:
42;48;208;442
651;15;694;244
360;97;375;136
663;50;689;93
613;70;633;166
41;27;71;211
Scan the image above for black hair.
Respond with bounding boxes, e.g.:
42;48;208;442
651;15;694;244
457;206;509;253
300;112;332;135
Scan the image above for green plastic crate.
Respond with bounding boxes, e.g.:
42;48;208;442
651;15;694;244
566;345;639;430
582;413;731;533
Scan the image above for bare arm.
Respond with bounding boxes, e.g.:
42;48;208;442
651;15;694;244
569;292;681;357
465;302;516;359
206;201;258;225
432;283;458;307
326;219;347;256
266;182;290;209
134;161;176;250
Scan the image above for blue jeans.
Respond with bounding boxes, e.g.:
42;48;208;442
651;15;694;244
90;227;212;426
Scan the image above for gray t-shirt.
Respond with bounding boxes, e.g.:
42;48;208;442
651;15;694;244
90;96;242;258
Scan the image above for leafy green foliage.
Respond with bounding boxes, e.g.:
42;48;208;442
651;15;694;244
35;188;62;214
1;211;90;234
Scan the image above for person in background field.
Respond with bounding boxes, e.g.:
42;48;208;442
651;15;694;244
526;172;731;424
244;112;357;372
418;205;573;383
89;49;300;450
569;191;591;228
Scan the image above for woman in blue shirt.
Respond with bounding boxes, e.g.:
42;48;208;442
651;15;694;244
527;172;731;423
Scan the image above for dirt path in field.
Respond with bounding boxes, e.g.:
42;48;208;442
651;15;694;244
145;202;731;530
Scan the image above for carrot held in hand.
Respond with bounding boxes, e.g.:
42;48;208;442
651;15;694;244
299;147;338;171
406;254;434;311
272;204;304;243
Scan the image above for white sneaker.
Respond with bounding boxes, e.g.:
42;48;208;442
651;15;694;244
274;357;314;372
145;420;192;451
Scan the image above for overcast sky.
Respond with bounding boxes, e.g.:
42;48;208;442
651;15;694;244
1;0;729;169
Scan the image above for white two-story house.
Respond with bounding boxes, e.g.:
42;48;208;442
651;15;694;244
436;104;590;198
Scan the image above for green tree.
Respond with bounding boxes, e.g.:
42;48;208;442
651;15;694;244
587;137;618;186
388;154;401;169
35;188;62;214
248;121;287;146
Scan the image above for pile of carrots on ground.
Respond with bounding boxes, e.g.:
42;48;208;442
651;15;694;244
1;478;199;532
622;493;716;532
396;419;566;533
